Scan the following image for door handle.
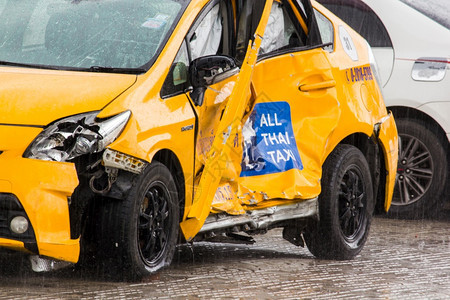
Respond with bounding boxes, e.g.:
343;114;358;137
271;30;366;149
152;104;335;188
299;80;336;92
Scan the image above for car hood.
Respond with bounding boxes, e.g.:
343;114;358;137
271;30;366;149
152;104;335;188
0;68;137;126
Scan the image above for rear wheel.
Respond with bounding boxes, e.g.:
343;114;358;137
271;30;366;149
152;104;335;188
305;144;374;260
388;119;447;219
95;162;179;280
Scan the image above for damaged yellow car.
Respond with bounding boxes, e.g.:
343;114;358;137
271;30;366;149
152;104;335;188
0;0;397;279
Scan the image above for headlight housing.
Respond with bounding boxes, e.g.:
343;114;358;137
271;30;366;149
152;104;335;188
24;111;131;162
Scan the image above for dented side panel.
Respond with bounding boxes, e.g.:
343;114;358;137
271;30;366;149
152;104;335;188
181;0;398;239
241;49;341;201
180;0;275;241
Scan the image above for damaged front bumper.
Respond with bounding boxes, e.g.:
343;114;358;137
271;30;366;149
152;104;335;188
0;153;80;263
0;110;133;264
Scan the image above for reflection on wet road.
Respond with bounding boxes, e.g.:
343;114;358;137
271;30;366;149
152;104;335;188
1;214;449;299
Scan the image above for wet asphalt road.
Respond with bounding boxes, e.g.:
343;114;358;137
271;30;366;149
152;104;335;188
0;211;449;299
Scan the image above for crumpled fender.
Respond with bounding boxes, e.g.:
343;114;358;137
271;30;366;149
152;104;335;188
376;112;399;211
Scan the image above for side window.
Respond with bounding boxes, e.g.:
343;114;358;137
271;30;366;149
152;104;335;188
260;2;301;54
188;1;232;61
259;1;304;55
258;0;329;56
161;41;189;98
161;0;232;98
235;0;265;62
296;0;306;15
317;1;392;48
314;8;334;51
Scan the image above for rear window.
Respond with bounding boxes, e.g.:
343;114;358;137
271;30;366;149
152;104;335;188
317;0;392;48
400;0;450;30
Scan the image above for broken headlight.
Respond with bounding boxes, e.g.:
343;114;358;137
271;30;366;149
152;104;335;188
24;111;131;162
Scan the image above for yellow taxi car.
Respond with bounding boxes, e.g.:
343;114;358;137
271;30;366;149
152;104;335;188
0;0;397;279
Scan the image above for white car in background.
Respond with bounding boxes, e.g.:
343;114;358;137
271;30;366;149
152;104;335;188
316;0;450;218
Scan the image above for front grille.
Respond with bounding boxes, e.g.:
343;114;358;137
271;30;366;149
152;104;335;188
0;193;36;242
0;211;7;234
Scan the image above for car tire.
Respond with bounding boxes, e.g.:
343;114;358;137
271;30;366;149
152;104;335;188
388;118;448;219
304;144;374;260
95;162;180;280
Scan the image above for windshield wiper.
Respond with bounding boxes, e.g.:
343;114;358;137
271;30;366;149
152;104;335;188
0;60;61;70
0;60;146;74
87;66;146;74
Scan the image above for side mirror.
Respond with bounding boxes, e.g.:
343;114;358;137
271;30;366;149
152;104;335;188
189;55;239;106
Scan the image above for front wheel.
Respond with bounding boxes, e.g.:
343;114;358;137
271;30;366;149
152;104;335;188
304;145;374;260
96;162;180;280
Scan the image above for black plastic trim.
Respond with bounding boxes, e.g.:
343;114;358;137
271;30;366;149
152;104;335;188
0;193;38;254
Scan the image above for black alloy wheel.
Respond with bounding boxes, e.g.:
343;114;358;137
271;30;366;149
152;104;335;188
91;162;179;281
138;181;172;267
304;144;374;260
338;166;368;245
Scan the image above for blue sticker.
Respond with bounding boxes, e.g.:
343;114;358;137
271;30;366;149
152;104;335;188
240;101;303;177
141;14;169;29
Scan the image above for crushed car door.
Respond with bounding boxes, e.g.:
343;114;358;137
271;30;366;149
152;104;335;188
238;0;341;201
180;0;274;241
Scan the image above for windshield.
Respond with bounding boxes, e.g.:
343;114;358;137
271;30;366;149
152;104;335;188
400;0;450;30
0;0;187;72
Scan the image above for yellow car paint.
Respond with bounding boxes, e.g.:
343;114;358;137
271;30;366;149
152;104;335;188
377;113;399;211
0;238;30;253
0;0;398;269
0;149;80;262
180;0;275;240
0;68;136;126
